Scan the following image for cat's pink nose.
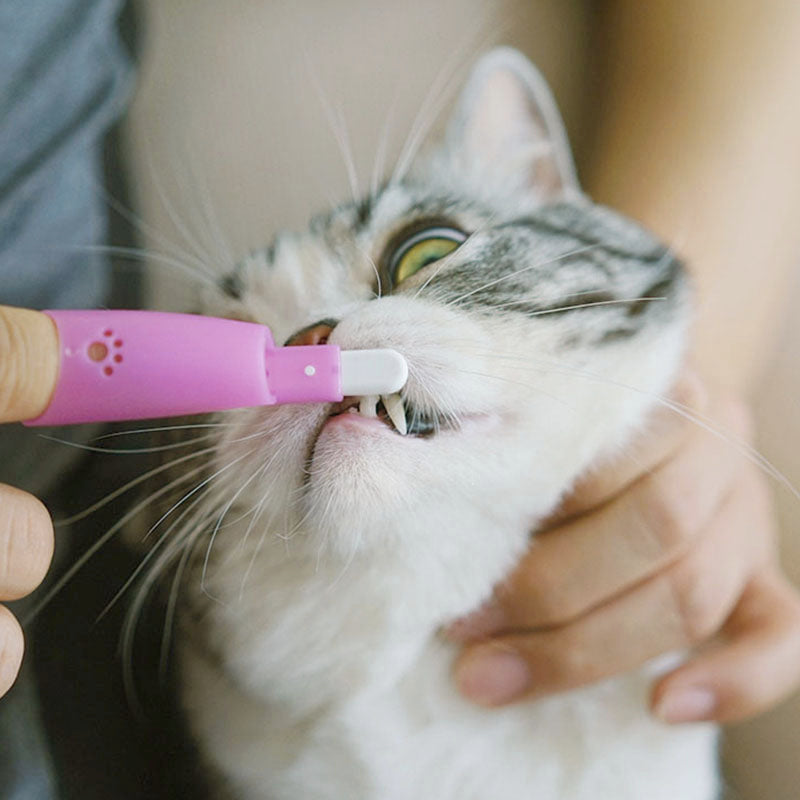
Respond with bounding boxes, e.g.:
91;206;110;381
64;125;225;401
285;320;336;347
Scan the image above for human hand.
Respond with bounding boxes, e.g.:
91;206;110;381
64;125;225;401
0;306;59;698
447;369;800;723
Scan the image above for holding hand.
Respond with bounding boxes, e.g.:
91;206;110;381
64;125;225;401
0;306;59;698
449;370;800;723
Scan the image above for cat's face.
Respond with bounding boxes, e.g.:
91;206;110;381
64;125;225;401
196;50;688;597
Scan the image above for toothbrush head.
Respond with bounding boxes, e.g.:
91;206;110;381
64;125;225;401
339;349;408;396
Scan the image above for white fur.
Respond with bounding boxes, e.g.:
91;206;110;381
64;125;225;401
169;50;719;799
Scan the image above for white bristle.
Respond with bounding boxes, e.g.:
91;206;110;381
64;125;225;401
340;349;408;396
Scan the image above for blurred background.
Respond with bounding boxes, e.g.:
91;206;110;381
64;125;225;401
11;0;797;797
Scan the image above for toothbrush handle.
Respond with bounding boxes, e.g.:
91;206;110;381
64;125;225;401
25;310;343;426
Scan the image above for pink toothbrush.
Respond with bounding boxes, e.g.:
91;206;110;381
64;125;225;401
24;310;407;426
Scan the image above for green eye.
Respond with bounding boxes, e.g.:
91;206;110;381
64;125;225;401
390;227;466;284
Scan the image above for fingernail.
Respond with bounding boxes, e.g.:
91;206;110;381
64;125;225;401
445;601;506;641
456;650;531;706
654;687;716;723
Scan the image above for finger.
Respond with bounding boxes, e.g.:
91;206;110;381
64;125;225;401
0;604;24;697
548;367;707;523
652;572;800;723
0;484;54;601
449;398;749;639
454;485;757;706
0;306;59;423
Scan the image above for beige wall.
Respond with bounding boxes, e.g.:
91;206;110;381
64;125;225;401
125;0;591;309
124;1;799;796
724;299;800;799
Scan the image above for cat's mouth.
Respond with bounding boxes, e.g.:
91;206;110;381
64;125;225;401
326;393;446;437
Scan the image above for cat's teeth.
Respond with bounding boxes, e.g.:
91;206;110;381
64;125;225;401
359;395;379;418
381;393;407;436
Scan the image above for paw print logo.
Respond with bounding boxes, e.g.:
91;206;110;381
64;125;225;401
87;329;124;376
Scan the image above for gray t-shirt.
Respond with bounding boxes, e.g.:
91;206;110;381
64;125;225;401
0;1;132;796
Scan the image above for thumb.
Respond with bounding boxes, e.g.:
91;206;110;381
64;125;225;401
0;306;59;423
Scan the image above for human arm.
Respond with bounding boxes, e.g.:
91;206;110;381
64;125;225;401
587;0;800;393
450;371;800;722
449;0;800;723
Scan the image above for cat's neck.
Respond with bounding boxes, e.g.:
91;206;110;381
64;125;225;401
189;514;531;708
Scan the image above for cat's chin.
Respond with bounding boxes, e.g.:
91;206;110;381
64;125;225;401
310;409;402;464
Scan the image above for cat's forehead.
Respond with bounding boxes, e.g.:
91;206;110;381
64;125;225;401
309;178;668;269
310;181;493;250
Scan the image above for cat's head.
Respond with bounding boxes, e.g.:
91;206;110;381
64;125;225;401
198;49;688;590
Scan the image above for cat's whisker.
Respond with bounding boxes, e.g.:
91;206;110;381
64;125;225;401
98;483;213;624
283;472;328;531
443;365;578;412
89;176;217;278
142;450;254;543
233;481;293;602
324;522;363;593
238;513;277;603
391;24;492;184
122;498;220;708
144;144;227;274
412;211;501;299
314;492;340;570
483;295;667;316
335;106;361;204
276;487;319;542
21;460;210;625
559;368;800;503
441;243;602;308
370;101;396;198
179;143;238;269
51;243;219;290
118;445;269;656
54;445;218;526
391;61;458;185
159;531;199;681
204;421;289;462
201;450;282;595
38;432;215;456
220;452;290;533
452;348;800;502
355;242;383;298
235;468;287;554
170;506;232;608
304;53;361;203
93;422;233;441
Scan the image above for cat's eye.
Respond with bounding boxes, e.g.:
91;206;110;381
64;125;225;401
389;227;467;284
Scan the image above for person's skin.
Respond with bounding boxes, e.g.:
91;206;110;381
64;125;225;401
0;306;59;698
450;0;800;724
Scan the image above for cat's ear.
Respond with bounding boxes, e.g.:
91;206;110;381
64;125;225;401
446;48;580;201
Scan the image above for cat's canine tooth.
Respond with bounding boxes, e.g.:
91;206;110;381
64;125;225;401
381;393;407;436
359;395;379;418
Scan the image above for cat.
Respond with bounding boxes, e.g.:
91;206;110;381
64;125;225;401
152;48;718;799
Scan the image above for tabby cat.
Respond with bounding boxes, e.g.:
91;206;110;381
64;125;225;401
157;48;717;799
